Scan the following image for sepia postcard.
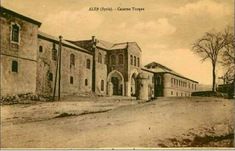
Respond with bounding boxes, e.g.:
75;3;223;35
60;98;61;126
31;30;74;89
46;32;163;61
0;0;234;150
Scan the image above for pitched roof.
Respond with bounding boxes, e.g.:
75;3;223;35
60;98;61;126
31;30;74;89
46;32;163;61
38;31;91;54
71;38;140;51
144;61;198;83
0;7;41;27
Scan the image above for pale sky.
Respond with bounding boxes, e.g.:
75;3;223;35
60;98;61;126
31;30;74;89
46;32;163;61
2;0;233;85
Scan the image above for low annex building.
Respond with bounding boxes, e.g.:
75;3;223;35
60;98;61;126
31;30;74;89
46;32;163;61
0;7;198;99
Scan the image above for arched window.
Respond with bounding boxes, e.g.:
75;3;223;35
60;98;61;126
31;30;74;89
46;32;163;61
130;55;133;65
11;23;20;43
137;57;140;67
70;53;75;67
86;59;91;69
98;52;102;63
39;46;43;53
101;80;104;91
111;55;116;64
118;54;123;64
134;56;136;66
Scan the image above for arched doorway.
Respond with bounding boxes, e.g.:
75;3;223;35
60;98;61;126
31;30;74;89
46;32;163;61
107;70;124;96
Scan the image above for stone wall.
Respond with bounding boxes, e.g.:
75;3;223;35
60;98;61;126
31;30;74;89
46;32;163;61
163;73;198;97
126;42;142;96
37;37;93;97
0;14;39;96
94;47;107;95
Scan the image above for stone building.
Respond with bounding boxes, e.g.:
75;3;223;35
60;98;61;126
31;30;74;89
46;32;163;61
0;7;41;96
0;7;198;99
68;38;143;97
143;62;198;97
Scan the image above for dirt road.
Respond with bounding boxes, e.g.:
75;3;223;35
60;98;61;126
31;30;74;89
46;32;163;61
1;97;234;148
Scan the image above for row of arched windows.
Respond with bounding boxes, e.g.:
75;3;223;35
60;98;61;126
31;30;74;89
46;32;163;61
110;54;124;65
130;55;140;67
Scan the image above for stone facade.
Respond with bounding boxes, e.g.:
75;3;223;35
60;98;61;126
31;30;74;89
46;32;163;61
0;7;41;96
144;62;198;97
0;7;198;99
37;32;93;96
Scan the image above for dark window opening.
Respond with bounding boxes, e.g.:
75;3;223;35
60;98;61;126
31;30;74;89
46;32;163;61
85;79;88;86
11;23;20;43
134;56;136;66
52;44;57;61
48;72;53;81
39;46;43;53
101;80;104;91
130;55;133;65
12;60;18;72
137;57;140;67
70;76;73;84
86;59;91;69
70;53;75;67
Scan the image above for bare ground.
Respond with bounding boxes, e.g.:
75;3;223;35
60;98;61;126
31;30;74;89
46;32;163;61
1;96;234;148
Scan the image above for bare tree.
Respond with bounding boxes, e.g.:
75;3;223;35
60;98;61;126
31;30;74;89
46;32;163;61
192;30;229;91
221;27;235;83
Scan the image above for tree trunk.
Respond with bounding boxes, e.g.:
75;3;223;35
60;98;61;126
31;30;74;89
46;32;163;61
212;64;216;92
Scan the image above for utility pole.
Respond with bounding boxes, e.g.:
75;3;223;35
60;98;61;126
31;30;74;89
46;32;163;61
52;44;59;101
58;35;63;101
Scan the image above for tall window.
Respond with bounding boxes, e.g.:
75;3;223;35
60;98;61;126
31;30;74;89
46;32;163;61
70;76;73;84
137;57;140;67
48;72;53;81
98;53;102;63
86;59;91;69
118;54;123;64
39;46;43;53
12;60;18;72
11;23;20;43
130;55;133;65
101;80;104;91
52;43;57;61
134;56;136;66
70;53;75;67
85;79;88;86
111;55;116;65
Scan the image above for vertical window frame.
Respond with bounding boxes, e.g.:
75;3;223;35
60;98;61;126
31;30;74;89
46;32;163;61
10;22;21;44
12;60;18;73
118;54;124;64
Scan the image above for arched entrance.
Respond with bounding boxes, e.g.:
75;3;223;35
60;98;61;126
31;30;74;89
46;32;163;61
107;70;124;96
